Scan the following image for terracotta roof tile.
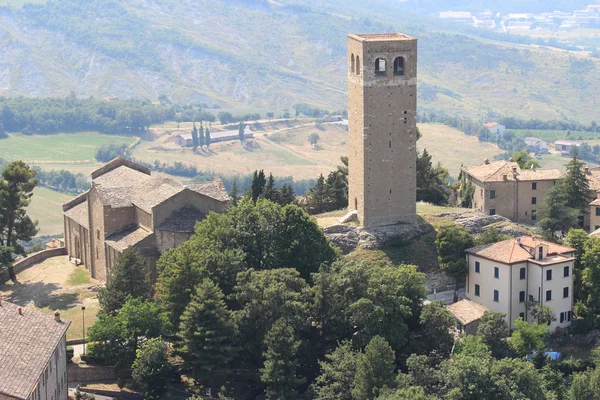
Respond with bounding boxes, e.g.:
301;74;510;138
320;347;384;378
0;301;70;400
448;299;488;325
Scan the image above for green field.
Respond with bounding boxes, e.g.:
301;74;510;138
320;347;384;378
28;187;73;236
0;133;136;163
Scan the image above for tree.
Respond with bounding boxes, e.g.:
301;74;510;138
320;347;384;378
260;318;303;400
510;319;549;357
352;336;396;400
131;338;172;400
512;150;541;169
417;149;450;205
205;127;211;147
0;161;39;281
177;279;234;390
191;122;198;151
312;341;358;400
309;132;320;147
239;121;245;142
435;224;474;301
251;170;266;201
97;247;152;314
563;148;593;215
476;312;511;359
229;179;240;206
537;180;579;240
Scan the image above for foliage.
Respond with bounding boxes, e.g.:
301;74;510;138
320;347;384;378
476;312;511;359
416;149;450;205
260;318;304;400
0;160;39;280
537;180;579;240
176;279;234;387
351;336;396;400
131;337;172;400
510;319;549;357
97;247;152;314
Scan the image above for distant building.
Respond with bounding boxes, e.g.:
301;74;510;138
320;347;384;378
554;140;582;152
524;137;547;150
176;126;254;147
0;301;70;400
62;157;229;281
483;122;505;137
448;299;488;335
461;159;562;224
465;236;574;331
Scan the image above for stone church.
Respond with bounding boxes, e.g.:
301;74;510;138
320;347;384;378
347;33;418;229
62;157;229;281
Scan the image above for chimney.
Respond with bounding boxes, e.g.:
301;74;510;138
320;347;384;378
18;307;23;315
54;311;61;322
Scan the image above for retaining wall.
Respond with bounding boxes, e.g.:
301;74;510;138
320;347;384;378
0;247;67;283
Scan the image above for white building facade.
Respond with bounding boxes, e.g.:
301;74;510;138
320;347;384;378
465;236;574;331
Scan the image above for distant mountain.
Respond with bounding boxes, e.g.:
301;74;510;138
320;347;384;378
0;0;599;122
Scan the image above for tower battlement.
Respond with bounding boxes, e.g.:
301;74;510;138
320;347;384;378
347;32;418;228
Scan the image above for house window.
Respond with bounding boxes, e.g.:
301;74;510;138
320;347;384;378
520;267;526;280
475;284;480;297
490;209;496;216
490;190;496;199
532;197;537;205
532;182;537;190
394;57;405;76
475;261;480;273
546;290;552;301
532;210;537;221
494;267;499;278
519;291;525;303
494;290;499;302
564;266;569;277
519;312;525;320
375;58;386;75
596;207;600;216
546;269;552;281
563;287;569;298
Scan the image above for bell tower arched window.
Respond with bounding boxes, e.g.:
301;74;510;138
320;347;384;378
351;54;355;74
375;58;386;75
394;57;405;76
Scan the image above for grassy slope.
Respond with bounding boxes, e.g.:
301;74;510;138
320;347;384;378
0;133;136;163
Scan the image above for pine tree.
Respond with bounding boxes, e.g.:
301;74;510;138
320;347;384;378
563;148;593;215
199;123;205;147
229;179;240;206
191;122;198;151
177;279;234;391
351;336;396;400
251;170;266;201
205;127;211;147
239;122;245;142
260;318;303;400
97;247;152;314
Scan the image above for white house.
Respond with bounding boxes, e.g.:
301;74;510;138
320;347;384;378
484;122;506;137
0;301;70;400
465;236;574;331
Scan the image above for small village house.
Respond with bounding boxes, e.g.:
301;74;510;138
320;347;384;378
460;159;562;224
465;236;574;331
62;157;229;281
0;301;70;400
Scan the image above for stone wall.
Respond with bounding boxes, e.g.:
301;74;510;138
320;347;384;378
0;248;67;283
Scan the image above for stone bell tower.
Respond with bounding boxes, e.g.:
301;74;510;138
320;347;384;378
347;33;418;229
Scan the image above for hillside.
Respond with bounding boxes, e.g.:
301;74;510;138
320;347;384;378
0;0;599;122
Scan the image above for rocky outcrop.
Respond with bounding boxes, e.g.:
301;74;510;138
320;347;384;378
324;220;434;254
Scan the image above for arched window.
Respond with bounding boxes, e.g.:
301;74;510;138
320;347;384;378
394;57;405;76
351;54;355;74
356;56;360;75
375;58;386;75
